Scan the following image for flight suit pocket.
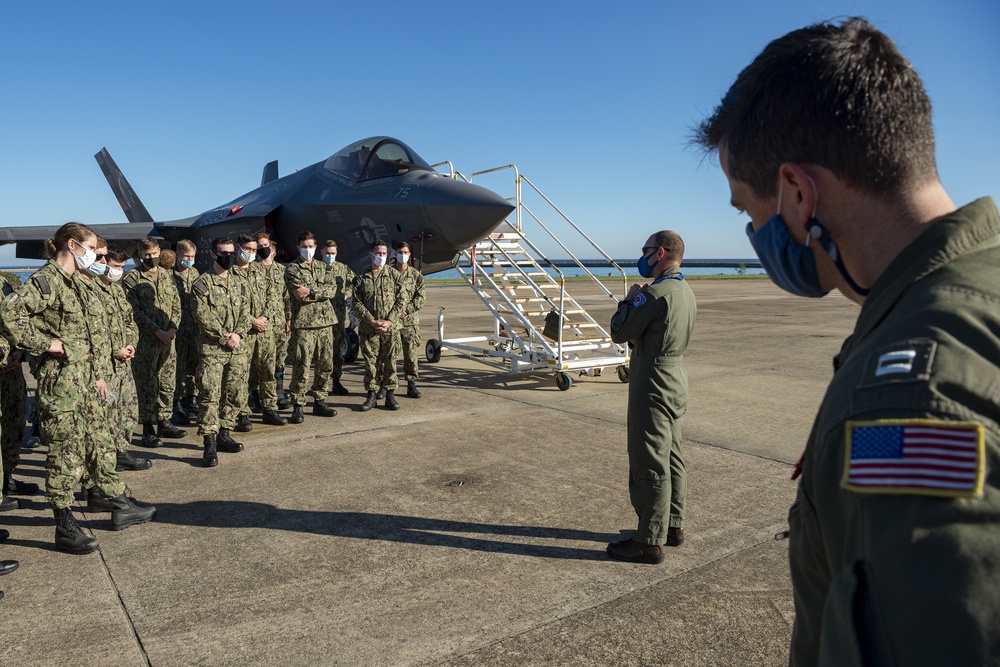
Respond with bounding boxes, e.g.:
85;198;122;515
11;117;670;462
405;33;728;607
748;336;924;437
820;560;885;667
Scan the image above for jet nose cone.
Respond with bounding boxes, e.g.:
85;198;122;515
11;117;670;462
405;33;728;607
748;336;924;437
424;178;514;249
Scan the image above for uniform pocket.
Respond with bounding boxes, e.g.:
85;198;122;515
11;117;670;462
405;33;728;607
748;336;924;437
819;560;882;667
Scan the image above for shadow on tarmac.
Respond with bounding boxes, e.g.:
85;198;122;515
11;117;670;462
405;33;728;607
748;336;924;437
152;500;618;561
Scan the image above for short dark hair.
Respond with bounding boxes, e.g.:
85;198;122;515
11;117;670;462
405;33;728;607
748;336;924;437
693;17;937;200
298;230;315;243
325;239;337;249
106;244;129;264
237;234;256;246
650;230;685;262
212;236;234;253
397;241;410;251
370;239;387;251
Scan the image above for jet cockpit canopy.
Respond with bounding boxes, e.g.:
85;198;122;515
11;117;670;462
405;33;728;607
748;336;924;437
323;137;434;182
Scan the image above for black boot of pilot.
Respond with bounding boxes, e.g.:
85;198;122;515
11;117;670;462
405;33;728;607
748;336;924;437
140;423;162;448
54;507;99;555
406;381;422;399
360;391;377;412
385;391;400;411
203;435;218;467
217;428;244;454
110;493;156;531
158;419;187;440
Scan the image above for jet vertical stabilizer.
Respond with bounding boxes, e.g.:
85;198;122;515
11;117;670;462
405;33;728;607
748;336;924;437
261;160;279;186
94;148;154;223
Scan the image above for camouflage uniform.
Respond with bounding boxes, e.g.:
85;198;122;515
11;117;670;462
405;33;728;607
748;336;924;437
352;266;403;392
0;276;26;476
193;270;250;436
261;261;291;384
396;265;425;382
285;257;338;406
173;266;201;402
326;261;355;382
96;279;139;453
0;261;125;509
123;264;181;424
232;262;279;412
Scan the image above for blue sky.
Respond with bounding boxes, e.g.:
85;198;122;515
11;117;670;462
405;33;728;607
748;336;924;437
1;1;996;264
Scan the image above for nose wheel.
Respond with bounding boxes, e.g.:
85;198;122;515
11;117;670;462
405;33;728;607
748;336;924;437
425;339;442;363
555;372;573;391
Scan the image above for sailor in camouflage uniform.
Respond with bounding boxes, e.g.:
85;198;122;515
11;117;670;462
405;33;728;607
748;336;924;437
0;273;35;502
285;231;338;424
231;235;286;428
322;240;355;396
98;244;147;472
0;223;155;554
123;237;186;446
193;237;252;466
353;240;404;411
172;239;201;424
254;232;292;410
392;241;425;399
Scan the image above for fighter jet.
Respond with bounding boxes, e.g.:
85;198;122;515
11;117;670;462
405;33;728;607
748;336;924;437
0;136;514;275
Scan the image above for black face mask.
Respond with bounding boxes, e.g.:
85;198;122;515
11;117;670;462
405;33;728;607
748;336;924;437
215;253;235;271
142;256;160;268
256;246;272;260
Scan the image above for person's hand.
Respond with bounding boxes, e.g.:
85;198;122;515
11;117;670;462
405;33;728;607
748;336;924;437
626;283;646;300
96;378;108;400
292;285;310;300
155;329;173;344
226;333;242;350
252;316;268;332
285;320;292;335
0;349;23;372
48;339;65;356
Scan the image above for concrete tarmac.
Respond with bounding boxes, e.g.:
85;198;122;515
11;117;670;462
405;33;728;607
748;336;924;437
0;278;858;666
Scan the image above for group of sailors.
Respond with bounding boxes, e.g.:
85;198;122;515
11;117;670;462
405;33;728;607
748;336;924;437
0;223;425;566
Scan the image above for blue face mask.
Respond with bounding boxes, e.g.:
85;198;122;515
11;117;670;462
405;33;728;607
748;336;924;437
746;216;828;298
637;248;659;279
180;259;195;269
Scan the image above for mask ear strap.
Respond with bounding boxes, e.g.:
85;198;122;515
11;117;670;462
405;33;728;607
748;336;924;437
803;176;871;297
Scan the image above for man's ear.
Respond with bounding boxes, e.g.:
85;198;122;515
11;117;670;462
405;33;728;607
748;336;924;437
777;162;818;234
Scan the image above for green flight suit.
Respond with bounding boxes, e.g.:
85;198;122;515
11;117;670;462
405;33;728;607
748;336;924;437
193;271;251;436
285;257;338;406
610;265;696;545
123;264;181;424
353;266;404;392
0;261;125;508
788;198;1000;666
396;264;425;382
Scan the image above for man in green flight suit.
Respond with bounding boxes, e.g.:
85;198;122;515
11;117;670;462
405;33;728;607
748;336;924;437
695;18;1000;665
607;230;695;564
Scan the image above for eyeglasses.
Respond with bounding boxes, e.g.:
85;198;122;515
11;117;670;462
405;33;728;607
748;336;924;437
641;246;662;255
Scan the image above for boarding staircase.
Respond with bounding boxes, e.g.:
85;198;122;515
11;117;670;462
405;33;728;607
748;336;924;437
426;165;630;390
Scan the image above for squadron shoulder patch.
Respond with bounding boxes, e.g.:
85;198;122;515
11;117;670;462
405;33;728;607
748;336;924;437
632;292;647;307
841;419;984;498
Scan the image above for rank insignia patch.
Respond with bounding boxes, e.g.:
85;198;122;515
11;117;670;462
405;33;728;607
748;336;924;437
858;339;935;389
632;292;646;307
842;419;984;498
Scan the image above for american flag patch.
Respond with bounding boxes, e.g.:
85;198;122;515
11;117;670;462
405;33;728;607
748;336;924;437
842;420;985;498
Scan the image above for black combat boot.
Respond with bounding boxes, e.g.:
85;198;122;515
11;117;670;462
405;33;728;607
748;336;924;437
385;391;400;411
262;409;288;426
140;423;162;448
158;419;187;439
0;495;18;512
289;405;305;424
216;428;244;453
54;507;99;554
360;391;377;412
234;414;253;433
247;390;262;414
110;493;156;531
116;450;152;471
406;381;422;399
203;435;218;467
171;400;191;426
82;487;114;513
3;473;39;495
313;401;337;417
376;388;386;400
181;394;198;416
275;372;291;410
331;378;350;396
